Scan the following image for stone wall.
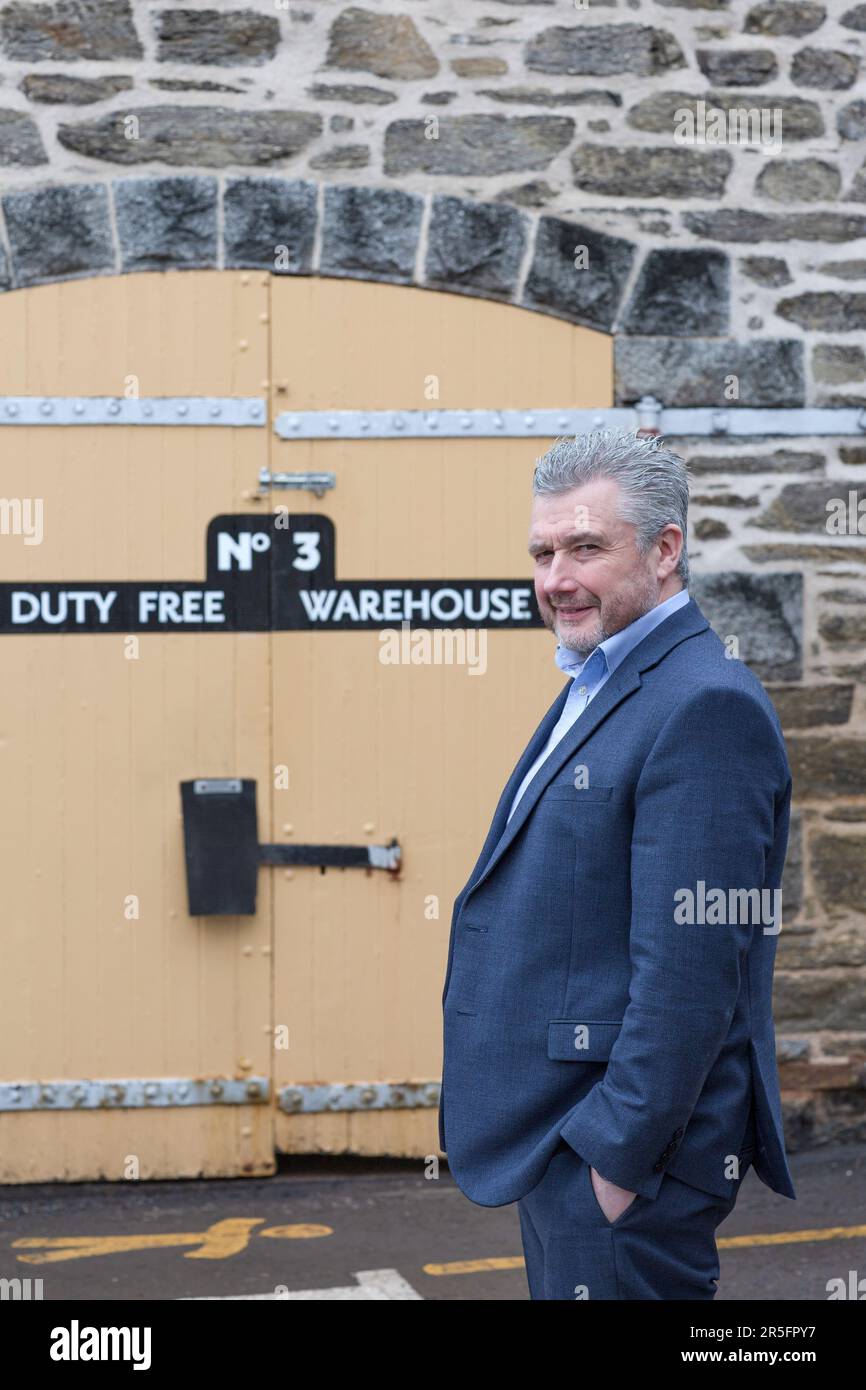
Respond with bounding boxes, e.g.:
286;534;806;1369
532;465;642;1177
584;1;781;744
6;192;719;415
0;0;864;1150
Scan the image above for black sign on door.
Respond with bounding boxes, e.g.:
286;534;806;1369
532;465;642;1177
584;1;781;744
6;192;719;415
0;515;544;634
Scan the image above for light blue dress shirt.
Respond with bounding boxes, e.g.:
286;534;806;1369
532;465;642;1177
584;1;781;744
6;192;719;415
506;587;691;822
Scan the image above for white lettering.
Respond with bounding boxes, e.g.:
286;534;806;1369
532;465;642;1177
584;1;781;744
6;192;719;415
358;589;384;621
10;590;118;625
332;590;360;622
138;590;225;624
11;592;40;624
204;591;225;622
382;589;403;620
511;589;531;620
298;589;338;622
217;531;269;571
489;588;511;620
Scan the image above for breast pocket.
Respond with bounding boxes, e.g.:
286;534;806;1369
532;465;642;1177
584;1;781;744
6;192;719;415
544;784;614;803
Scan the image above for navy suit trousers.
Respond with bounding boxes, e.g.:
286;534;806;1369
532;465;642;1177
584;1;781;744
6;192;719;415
517;1103;758;1300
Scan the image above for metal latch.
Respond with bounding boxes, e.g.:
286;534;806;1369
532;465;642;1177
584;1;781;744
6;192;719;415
259;839;401;873
256;468;335;497
180;779;401;915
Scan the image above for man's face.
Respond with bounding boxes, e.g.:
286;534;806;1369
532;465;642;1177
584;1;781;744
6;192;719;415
528;476;682;659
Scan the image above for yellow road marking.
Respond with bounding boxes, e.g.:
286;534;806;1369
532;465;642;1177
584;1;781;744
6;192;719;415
12;1216;864;1272
423;1223;866;1275
13;1219;332;1264
424;1256;525;1275
719;1224;866;1248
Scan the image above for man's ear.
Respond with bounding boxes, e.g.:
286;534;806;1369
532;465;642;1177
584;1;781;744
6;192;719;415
657;525;683;578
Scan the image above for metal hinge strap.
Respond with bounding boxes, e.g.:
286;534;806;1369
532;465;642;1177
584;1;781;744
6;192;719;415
0;1077;269;1111
0;397;266;426
273;401;866;439
278;1080;440;1114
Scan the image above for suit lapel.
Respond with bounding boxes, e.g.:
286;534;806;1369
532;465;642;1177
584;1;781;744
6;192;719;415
461;596;710;904
455;678;572;905
465;664;643;898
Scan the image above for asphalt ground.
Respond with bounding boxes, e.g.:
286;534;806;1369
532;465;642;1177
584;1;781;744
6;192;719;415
1;1140;864;1303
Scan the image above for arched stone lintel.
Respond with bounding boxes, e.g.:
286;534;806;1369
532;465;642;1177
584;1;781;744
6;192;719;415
0;175;638;332
0;177;806;408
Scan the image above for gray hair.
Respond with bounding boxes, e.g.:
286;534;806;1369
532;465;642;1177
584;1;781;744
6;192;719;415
532;428;690;585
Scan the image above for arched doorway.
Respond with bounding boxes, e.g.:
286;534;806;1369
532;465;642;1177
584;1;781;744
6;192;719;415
0;268;612;1181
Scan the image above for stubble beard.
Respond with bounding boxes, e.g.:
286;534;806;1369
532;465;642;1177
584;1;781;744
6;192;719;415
547;573;661;659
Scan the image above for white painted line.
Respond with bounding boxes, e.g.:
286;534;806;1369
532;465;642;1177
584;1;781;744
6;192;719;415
180;1268;423;1300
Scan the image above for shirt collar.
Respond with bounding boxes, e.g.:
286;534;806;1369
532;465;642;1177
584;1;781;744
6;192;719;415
554;588;691;681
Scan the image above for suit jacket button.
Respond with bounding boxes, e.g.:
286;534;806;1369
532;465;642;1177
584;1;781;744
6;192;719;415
673;1127;684;1139
653;1161;664;1172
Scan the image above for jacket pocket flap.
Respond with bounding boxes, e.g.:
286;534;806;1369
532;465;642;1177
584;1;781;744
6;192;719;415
545;785;614;802
548;1019;622;1061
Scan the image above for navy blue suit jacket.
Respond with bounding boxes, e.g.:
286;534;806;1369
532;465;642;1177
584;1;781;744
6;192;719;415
439;596;796;1206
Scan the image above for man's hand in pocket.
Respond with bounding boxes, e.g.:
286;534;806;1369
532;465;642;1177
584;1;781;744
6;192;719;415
590;1166;638;1223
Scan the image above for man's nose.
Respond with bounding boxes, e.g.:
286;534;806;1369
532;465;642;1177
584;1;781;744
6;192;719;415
542;552;576;594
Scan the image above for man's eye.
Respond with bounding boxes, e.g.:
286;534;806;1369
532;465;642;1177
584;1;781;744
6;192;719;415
576;544;598;553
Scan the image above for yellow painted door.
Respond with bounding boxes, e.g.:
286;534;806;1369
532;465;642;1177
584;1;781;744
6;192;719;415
0;271;274;1181
266;278;613;1159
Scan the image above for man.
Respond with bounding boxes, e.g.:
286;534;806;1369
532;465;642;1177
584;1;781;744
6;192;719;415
438;428;796;1301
